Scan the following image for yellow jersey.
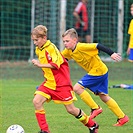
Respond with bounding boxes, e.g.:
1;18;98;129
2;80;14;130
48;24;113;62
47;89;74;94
62;43;108;76
128;19;133;48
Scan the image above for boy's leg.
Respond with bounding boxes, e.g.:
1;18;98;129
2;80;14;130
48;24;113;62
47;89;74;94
64;103;99;132
33;94;50;133
106;97;129;126
74;83;99;109
35;109;49;132
74;83;103;118
99;94;129;126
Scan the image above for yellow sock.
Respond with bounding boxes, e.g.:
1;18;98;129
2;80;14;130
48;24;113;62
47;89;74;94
78;113;89;125
80;90;99;109
106;98;125;118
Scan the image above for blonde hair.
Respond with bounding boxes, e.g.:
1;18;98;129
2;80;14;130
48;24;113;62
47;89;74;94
31;25;48;38
131;4;133;8
62;28;78;39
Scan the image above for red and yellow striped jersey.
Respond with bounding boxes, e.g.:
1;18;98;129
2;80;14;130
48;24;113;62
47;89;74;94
35;40;72;90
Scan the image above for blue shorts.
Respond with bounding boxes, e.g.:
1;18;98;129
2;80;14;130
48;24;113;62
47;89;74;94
128;48;133;62
78;73;108;95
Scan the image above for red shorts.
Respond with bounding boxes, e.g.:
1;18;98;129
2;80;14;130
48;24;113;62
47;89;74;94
34;83;77;105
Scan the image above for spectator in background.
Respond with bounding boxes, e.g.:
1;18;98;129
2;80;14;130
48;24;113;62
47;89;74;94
73;0;91;43
126;3;133;62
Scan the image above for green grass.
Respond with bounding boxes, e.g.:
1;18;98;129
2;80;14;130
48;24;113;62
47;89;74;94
1;60;133;133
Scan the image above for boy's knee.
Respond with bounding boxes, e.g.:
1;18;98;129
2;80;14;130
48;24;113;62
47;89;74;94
73;86;84;95
33;98;37;106
99;94;110;102
66;108;74;114
73;87;78;93
33;98;42;109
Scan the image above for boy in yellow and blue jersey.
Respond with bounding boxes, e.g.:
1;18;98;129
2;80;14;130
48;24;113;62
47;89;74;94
31;25;99;133
127;4;133;62
62;28;129;126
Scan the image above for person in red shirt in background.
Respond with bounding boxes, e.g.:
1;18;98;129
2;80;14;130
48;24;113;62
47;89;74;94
73;0;91;43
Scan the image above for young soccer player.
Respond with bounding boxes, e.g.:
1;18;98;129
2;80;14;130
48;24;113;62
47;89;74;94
61;28;129;126
126;3;133;62
31;25;99;133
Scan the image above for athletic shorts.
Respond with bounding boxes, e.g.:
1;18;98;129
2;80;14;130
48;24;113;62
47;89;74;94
128;48;133;62
34;83;77;105
76;27;90;37
78;73;108;95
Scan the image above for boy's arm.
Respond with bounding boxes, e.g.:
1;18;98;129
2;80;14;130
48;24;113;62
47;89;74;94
97;43;121;62
32;59;55;69
97;43;114;56
73;11;84;26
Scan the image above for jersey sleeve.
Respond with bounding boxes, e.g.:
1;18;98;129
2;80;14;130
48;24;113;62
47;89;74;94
74;2;82;13
48;44;64;69
78;43;99;56
79;43;97;50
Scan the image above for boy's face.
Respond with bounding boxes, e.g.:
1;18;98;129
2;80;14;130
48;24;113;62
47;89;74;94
32;35;47;49
62;35;78;50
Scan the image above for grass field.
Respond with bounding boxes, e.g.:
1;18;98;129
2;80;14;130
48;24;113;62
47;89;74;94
1;60;133;133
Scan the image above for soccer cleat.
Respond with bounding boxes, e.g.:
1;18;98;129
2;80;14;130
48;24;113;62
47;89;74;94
90;106;103;119
38;130;48;133
113;115;129;126
89;123;99;133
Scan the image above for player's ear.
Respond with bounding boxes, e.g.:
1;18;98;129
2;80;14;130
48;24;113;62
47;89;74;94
43;35;47;40
73;37;78;42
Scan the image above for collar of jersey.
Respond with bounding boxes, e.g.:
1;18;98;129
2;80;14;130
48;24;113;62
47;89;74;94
39;40;51;51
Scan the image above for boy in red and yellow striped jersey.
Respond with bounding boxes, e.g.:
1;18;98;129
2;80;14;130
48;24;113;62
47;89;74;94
62;28;129;127
31;25;99;133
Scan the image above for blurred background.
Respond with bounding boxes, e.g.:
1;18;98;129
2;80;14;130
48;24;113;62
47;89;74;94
0;0;133;61
1;1;133;132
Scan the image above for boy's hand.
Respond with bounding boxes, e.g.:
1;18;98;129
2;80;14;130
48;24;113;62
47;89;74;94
32;59;40;67
126;47;130;55
80;21;85;26
111;53;122;62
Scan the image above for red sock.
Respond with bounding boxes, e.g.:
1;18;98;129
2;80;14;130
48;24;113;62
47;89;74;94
85;117;96;127
35;109;49;132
